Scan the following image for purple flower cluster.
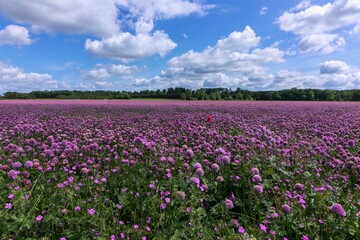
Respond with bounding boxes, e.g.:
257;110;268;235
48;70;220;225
0;100;359;239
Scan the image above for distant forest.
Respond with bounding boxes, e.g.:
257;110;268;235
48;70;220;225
2;88;360;101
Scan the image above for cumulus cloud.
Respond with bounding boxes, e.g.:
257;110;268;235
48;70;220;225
82;63;139;81
0;25;32;46
0;62;58;93
132;26;285;90
85;31;177;61
82;68;111;81
109;64;139;74
0;0;213;60
132;48;359;91
167;26;283;73
320;62;360;88
277;0;360;53
320;60;349;74
0;0;120;37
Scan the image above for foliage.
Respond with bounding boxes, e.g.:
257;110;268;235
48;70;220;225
2;87;360;101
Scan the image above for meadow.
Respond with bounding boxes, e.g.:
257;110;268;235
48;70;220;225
0;100;359;240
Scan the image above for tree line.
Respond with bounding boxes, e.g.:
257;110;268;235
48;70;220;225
1;88;360;101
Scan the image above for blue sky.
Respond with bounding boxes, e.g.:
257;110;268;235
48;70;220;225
0;0;360;93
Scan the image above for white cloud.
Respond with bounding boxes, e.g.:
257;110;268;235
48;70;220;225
320;60;350;74
132;50;360;91
290;0;312;12
0;62;58;93
95;81;114;87
260;7;268;16
83;68;111;81
115;0;214;21
132;26;285;90
109;64;139;74
349;25;360;35
167;26;283;73
0;0;212;37
85;31;177;61
277;0;360;53
0;0;120;37
0;25;32;46
319;61;360;88
0;0;213;61
82;63;139;82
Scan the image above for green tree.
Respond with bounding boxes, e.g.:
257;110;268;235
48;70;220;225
180;93;186;100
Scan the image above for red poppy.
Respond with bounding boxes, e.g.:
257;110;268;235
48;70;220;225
207;115;211;123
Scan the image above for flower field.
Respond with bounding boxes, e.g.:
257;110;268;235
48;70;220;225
0;100;359;240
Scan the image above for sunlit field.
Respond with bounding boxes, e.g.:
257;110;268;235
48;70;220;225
0;100;359;240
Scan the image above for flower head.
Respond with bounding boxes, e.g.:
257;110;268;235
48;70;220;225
35;215;43;222
295;183;304;191
225;198;234;209
195;168;205;176
88;208;96;215
260;223;267;232
238;226;245;234
330;203;346;217
253;185;263;193
281;204;292;214
5;203;12;209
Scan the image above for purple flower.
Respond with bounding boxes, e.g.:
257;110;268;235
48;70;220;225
231;219;239;227
253;185;263;193
8;194;14;199
295;183;304;191
281;204;292;214
260;223;267;232
35;215;43;222
8;170;19;179
190;177;200;186
165;198;171;203
12;162;22;168
301;235;309;240
211;163;220;171
251;167;259;175
160;203;167;209
186;149;194;158
216;176;224;182
252;174;262;183
225;198;234;209
193;162;202;169
238;226;245;234
133;224;139;229
195;168;205;176
329;203;346;217
5;203;12;209
88;208;96;215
